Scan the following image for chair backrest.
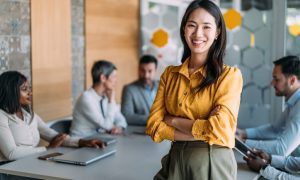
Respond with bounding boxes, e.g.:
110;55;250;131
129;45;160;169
49;119;72;134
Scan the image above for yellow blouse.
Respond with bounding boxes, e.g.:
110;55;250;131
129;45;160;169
146;59;243;148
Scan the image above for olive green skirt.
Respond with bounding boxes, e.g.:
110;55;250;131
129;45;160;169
154;141;237;180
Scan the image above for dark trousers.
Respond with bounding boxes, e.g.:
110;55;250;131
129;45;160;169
155;141;237;180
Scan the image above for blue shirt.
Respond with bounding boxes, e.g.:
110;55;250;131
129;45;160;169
260;155;300;179
144;83;158;105
246;88;300;156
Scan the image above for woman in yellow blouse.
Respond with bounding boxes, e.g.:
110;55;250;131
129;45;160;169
146;0;243;179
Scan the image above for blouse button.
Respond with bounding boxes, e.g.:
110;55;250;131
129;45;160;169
179;103;182;107
184;92;187;95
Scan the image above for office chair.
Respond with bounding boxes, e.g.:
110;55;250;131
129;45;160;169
48;119;72;134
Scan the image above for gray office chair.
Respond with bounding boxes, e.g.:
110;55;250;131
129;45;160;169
48;119;72;134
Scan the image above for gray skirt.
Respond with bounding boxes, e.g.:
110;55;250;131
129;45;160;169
154;141;237;180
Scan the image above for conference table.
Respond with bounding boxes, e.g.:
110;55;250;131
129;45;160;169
0;126;258;180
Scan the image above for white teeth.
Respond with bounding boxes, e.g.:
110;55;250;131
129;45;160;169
192;40;204;45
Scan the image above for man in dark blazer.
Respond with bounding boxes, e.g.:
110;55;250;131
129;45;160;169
121;55;159;126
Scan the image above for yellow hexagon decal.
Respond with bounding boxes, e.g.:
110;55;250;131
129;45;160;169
224;9;242;30
289;24;300;36
151;29;168;48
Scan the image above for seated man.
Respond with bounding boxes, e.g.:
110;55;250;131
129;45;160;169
70;60;127;137
236;56;300;156
121;55;159;126
244;149;300;179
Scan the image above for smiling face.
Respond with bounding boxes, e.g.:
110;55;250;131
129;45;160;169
19;81;32;106
184;8;219;58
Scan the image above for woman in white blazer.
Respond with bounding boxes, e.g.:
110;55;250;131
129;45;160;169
0;71;106;164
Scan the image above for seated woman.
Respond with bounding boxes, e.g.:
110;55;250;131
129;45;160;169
70;60;127;137
0;71;105;163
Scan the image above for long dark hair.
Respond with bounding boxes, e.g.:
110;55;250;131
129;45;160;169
0;71;29;114
180;0;227;91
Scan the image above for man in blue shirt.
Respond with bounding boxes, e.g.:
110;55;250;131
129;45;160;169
245;149;300;179
121;55;159;126
237;56;300;156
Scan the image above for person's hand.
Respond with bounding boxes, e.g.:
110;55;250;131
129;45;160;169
163;114;175;127
110;126;123;135
252;149;271;164
105;89;115;103
244;153;268;172
47;133;68;148
78;139;106;149
236;128;247;142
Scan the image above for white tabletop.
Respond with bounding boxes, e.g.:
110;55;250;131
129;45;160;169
0;126;258;180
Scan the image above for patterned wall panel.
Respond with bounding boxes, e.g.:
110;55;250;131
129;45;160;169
221;1;273;128
71;0;85;106
0;0;31;80
141;1;186;79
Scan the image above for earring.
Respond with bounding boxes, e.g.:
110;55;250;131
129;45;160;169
215;37;218;40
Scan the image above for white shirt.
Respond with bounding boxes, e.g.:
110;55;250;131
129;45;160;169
70;88;127;137
0;109;79;161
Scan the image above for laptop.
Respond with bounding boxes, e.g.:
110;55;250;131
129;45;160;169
84;133;117;145
52;146;117;166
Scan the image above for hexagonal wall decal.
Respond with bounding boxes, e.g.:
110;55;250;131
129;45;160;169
224;46;241;66
143;12;159;30
224;9;242;30
238;65;252;85
253;65;272;88
237;105;251;128
162;8;178;30
255;27;271;50
252;105;270;126
241;85;262;105
233;27;251;49
288;24;300;37
243;9;264;32
263;87;271;105
151;28;169;48
243;48;264;69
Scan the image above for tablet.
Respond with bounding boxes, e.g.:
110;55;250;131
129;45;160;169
235;136;256;158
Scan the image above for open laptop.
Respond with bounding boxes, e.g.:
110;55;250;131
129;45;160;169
52;145;116;166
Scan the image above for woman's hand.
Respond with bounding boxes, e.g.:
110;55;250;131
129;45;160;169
47;134;68;148
164;114;175;127
110;126;123;135
78;139;106;149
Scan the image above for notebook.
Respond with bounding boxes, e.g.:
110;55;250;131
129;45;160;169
52;146;116;166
